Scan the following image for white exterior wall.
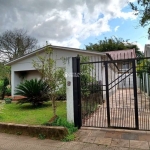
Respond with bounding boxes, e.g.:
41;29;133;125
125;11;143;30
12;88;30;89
25;70;41;80
11;71;22;96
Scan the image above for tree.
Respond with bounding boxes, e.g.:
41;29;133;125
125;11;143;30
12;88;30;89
0;29;38;61
130;0;150;34
33;43;65;116
85;37;144;58
0;62;11;83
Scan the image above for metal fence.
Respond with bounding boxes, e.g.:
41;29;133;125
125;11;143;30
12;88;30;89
73;56;150;130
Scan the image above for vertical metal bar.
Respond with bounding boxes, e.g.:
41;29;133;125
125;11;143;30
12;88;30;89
121;61;124;128
72;57;81;128
129;68;131;128
111;63;113;126
104;61;110;127
132;59;139;129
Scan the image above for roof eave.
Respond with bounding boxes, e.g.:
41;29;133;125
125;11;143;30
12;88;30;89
5;45;106;66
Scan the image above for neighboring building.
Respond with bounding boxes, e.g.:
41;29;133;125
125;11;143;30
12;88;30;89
144;44;150;57
106;49;136;71
106;49;136;89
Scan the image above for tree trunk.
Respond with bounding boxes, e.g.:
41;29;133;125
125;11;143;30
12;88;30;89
52;95;56;116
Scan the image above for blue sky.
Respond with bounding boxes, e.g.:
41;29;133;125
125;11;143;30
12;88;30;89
0;0;149;52
80;5;149;51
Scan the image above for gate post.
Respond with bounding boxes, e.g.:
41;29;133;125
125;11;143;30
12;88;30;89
72;56;82;128
132;59;139;129
104;62;110;127
66;57;74;123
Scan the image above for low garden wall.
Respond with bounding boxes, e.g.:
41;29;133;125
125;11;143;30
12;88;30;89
0;122;68;140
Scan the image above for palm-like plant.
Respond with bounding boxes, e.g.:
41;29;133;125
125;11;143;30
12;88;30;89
15;79;49;106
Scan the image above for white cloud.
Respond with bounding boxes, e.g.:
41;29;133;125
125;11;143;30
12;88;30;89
136;43;144;52
0;0;137;48
114;26;120;32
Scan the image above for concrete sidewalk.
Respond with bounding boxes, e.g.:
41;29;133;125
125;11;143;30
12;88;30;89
0;132;106;150
0;128;150;150
75;127;150;149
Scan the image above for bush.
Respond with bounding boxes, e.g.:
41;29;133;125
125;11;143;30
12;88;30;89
0;78;9;99
5;85;11;96
0;80;4;99
88;81;103;94
43;117;78;141
81;81;103;118
56;92;66;100
15;79;50;106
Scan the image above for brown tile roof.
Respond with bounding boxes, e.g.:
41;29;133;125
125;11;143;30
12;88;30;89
106;49;136;60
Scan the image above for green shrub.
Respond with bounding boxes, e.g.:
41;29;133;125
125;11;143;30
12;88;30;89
81;81;103;118
0;78;9;99
15;79;50;106
56;92;66;100
5;86;11;96
88;81;103;94
0;80;4;99
43;117;78;141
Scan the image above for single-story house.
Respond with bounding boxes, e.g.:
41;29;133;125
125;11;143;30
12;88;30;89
6;45;136;98
6;45;107;97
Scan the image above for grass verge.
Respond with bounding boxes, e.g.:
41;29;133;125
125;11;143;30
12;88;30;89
0;101;66;125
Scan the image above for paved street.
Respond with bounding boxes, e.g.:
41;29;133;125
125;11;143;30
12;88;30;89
1;128;150;150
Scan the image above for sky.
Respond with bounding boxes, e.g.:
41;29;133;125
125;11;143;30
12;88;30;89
0;0;149;52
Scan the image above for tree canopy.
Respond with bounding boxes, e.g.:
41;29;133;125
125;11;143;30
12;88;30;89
0;62;11;84
130;0;150;34
0;29;38;61
85;37;144;58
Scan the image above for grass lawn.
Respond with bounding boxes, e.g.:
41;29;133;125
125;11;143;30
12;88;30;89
0;101;66;125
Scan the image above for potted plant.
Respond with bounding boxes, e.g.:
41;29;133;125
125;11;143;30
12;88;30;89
4;97;12;104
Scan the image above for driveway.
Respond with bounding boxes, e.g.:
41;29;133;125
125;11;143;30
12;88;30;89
82;89;150;130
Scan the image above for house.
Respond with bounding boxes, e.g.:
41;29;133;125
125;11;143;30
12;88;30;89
6;44;137;98
6;45;107;97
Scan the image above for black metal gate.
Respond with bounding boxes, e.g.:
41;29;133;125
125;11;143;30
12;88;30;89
73;56;150;130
